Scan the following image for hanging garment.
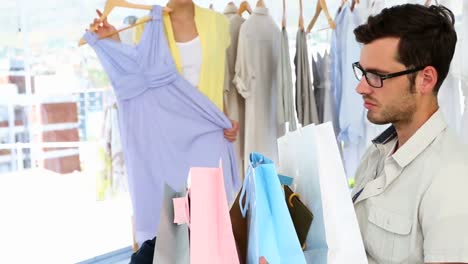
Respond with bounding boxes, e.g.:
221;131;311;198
331;4;379;179
103;103;128;195
438;72;462;136
83;5;240;245
277;28;297;133
318;51;340;136
239;152;306;264
223;3;238;18
330;8;344;129
224;7;246;178
234;7;281;167
294;29;319;126
312;54;324;123
133;4;231;111
444;0;466;142
338;5;366;179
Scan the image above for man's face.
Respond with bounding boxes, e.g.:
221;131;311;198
356;37;418;125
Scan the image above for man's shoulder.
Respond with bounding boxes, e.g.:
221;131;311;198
432;128;468;167
425;130;468;191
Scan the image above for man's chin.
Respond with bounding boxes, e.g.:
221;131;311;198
367;113;390;125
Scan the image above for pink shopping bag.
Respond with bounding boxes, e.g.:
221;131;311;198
173;163;240;264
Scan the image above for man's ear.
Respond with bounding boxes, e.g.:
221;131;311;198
418;66;438;95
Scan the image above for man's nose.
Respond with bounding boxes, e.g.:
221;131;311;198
356;78;373;95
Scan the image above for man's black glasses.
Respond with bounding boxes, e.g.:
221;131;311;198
352;62;426;88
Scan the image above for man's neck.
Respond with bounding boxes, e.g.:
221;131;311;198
393;105;439;151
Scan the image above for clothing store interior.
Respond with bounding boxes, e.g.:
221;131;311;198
1;0;467;263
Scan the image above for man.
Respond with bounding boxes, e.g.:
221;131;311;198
351;4;468;264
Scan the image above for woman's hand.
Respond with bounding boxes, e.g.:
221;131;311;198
89;9;120;42
259;257;269;264
224;119;239;142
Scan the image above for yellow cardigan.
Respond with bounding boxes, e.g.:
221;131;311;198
134;5;230;111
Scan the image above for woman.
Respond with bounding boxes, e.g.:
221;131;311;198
90;0;239;142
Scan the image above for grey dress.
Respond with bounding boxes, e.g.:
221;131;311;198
277;28;297;133
294;29;319;126
234;7;281;167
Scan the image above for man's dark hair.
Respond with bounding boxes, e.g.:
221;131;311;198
354;4;457;93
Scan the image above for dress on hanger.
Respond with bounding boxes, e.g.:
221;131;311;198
234;7;281;168
83;5;240;245
295;29;319;127
277;27;297;133
224;4;246;177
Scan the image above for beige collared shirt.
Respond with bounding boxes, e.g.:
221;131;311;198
352;110;468;264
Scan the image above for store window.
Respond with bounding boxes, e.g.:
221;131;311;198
0;1;136;262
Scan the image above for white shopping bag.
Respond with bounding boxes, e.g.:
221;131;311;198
277;122;367;264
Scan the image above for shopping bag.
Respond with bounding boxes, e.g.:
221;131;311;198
277;123;367;264
188;164;240;264
153;184;189;264
283;184;314;249
239;152;306;264
230;190;248;264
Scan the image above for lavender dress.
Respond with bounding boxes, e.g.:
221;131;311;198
83;5;239;244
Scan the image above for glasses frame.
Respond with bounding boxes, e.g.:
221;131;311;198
352;62;426;88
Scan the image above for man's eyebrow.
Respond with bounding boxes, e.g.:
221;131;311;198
362;65;391;74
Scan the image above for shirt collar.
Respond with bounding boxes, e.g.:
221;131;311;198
223;4;238;15
372;109;447;168
372;125;397;145
253;7;269;15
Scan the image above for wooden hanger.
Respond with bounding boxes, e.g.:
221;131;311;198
306;0;336;33
237;1;252;15
351;0;360;12
78;0;172;46
282;0;286;28
256;0;266;8
338;0;347;13
298;0;304;30
339;0;359;13
226;1;237;9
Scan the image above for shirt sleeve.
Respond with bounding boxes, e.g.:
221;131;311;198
233;25;251;99
420;162;468;263
276;33;286;126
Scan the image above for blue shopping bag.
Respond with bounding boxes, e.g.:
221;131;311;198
239;152;306;264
